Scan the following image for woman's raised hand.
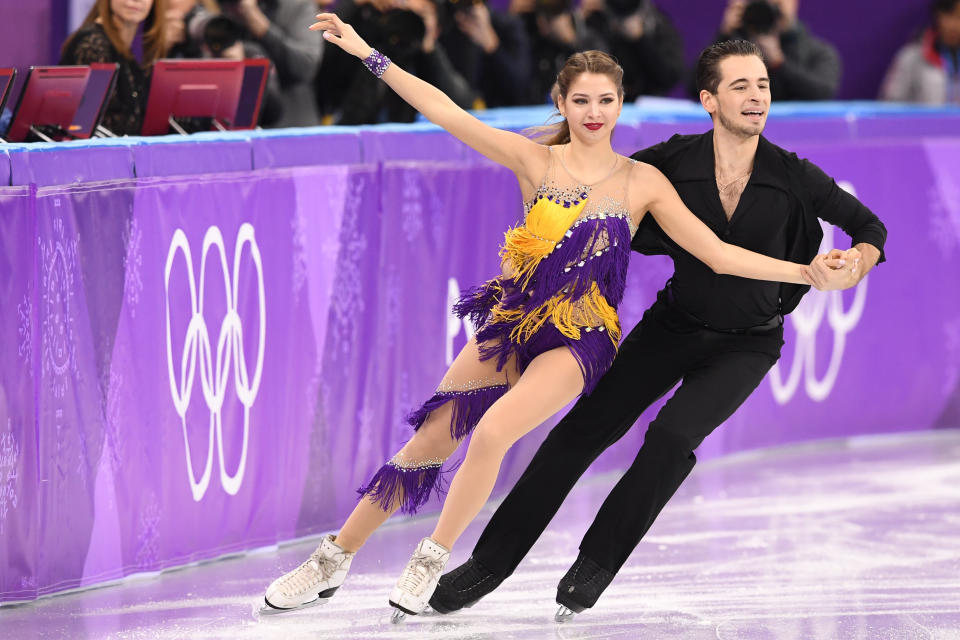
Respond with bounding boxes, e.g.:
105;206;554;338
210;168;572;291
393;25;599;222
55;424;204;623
309;13;373;59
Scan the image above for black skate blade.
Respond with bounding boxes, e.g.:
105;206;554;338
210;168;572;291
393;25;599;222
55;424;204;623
258;595;329;617
388;599;420;616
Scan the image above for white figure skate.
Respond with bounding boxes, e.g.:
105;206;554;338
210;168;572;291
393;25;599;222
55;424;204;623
261;534;355;615
388;537;450;623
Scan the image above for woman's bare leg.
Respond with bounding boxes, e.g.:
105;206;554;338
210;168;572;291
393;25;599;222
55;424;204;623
334;337;520;552
430;346;585;549
335;403;456;551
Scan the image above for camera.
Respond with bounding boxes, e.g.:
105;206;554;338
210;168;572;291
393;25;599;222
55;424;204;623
741;0;782;35
203;16;244;57
370;9;427;59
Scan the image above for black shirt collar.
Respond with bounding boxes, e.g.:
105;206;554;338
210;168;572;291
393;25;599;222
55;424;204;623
671;131;790;193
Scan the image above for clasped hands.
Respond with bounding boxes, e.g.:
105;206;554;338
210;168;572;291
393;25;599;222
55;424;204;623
800;247;861;291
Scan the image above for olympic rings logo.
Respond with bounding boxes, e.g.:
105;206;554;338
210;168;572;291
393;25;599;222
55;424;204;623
769;181;867;404
164;224;266;501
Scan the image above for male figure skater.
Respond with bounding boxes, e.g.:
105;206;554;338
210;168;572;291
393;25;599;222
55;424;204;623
430;39;888;619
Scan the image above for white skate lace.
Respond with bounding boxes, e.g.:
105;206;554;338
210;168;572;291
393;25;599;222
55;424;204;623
280;549;342;596
398;551;446;596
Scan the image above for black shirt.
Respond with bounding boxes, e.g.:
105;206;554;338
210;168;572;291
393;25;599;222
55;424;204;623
631;132;887;330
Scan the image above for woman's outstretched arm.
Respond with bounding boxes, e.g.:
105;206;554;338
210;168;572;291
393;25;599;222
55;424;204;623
310;13;543;178
634;164;851;285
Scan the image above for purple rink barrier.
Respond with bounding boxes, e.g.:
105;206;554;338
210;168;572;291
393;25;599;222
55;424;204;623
1;137;959;603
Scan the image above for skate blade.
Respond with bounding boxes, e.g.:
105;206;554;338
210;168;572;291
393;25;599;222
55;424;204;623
258;596;328;617
390;608;407;624
555;604;576;623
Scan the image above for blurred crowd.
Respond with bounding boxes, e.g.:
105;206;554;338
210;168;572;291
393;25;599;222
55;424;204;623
48;0;960;134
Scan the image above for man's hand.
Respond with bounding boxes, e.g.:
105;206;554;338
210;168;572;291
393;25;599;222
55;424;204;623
620;13;644;40
165;9;187;45
579;0;605;18
509;0;535;15
753;32;785;68
537;12;577;45
456;4;500;54
238;0;271;38
800;248;862;291
720;0;746;35
404;0;439;52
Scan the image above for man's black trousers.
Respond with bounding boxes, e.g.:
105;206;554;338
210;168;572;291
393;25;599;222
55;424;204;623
472;292;784;578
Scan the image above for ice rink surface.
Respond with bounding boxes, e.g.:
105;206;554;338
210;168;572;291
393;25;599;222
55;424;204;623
3;430;960;640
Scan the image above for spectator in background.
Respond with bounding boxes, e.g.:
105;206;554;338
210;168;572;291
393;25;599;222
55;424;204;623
60;0;169;136
515;0;605;104
315;0;474;124
166;0;219;58
581;0;684;100
201;14;286;124
440;0;532;108
192;0;324;126
880;0;960;105
713;0;840;100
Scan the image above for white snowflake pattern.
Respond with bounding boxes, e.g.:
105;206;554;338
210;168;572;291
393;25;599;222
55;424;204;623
943;319;960;396
104;370;126;473
427;183;445;248
384;269;402;349
0;421;21;535
330;177;369;359
135;490;161;569
929;184;960;258
122;218;144;317
400;170;424;242
357;403;376;454
39;217;79;400
291;210;308;302
17;294;31;364
395;372;412;444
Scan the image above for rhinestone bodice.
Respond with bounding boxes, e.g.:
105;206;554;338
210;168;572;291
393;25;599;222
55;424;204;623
481;147;638;346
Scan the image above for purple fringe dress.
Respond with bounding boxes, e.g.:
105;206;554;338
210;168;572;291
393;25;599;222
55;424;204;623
359;153;638;515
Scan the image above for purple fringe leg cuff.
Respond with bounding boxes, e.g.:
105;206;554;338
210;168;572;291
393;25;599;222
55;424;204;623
357;459;445;515
406;384;510;440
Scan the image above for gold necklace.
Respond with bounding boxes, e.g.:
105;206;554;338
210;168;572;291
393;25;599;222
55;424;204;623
560;144;620;186
716;170;752;193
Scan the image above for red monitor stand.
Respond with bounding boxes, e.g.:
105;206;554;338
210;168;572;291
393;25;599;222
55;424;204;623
141;59;245;136
5;66;91;143
0;67;17;142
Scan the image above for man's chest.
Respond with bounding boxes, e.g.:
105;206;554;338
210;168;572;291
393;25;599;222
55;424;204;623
673;182;793;254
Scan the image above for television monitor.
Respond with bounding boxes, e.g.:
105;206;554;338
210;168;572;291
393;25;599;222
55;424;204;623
5;66;91;142
0;67;16;141
232;58;270;130
70;62;118;139
141;59;244;136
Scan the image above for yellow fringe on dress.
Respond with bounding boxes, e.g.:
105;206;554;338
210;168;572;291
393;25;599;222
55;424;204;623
490;282;621;347
500;197;586;290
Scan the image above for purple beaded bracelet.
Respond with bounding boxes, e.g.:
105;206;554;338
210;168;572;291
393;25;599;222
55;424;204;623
362;48;392;79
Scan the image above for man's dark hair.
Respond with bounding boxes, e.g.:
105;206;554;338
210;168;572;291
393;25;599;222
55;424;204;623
696;40;766;94
932;0;960;15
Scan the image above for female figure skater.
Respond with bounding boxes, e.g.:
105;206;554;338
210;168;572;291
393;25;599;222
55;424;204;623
263;13;837;620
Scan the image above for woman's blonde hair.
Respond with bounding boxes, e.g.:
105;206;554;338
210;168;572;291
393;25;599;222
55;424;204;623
525;50;625;146
63;0;170;66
